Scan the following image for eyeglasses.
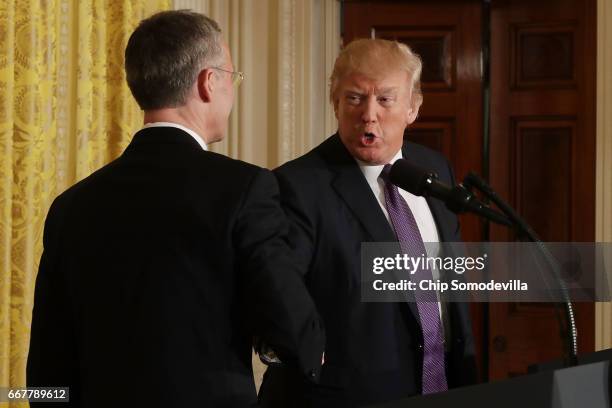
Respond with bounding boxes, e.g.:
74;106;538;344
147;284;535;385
210;67;244;87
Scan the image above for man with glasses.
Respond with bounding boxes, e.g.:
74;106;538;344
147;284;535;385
27;10;324;407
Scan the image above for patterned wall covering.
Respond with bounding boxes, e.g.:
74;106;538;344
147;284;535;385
0;1;168;404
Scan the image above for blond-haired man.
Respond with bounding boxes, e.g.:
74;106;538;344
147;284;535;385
259;39;477;407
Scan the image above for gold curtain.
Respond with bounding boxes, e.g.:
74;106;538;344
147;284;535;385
0;0;169;404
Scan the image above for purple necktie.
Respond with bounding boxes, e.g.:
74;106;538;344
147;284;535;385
380;164;448;394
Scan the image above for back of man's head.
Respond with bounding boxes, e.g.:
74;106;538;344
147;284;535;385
125;10;224;111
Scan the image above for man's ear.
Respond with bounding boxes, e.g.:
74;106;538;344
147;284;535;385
406;96;422;125
333;98;339;120
197;69;215;102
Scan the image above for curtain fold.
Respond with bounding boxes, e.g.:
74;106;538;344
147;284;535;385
0;1;169;401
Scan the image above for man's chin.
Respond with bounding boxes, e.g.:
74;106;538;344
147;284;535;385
352;147;389;165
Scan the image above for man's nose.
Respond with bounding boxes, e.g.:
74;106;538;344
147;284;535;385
361;96;378;123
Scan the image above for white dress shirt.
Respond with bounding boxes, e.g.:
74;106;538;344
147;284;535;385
142;122;208;151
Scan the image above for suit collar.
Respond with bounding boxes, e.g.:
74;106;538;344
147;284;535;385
124;126;204;153
142;122;208;150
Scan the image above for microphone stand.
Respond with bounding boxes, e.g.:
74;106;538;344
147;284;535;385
462;172;578;367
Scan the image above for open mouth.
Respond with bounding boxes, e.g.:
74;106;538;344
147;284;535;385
362;132;376;145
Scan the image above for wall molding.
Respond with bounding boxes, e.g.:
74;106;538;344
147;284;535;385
596;0;612;351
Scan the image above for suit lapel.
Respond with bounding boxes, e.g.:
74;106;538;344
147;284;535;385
424;198;452;242
322;136;452;244
321;135;396;243
320;135;421;320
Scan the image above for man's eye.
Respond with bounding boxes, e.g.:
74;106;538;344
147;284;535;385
347;95;362;104
378;97;394;105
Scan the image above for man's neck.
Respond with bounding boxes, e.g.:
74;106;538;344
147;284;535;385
143;107;210;145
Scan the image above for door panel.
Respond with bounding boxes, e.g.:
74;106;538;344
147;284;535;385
489;0;595;379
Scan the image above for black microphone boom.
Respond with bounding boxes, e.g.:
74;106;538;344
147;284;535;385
388;160;578;366
388;159;512;226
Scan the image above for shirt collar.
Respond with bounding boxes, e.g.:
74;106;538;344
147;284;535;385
356;149;403;185
142;122;208;151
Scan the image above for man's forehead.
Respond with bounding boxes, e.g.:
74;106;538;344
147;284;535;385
343;85;399;94
341;72;410;93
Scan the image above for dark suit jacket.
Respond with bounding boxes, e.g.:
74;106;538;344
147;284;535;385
259;134;477;407
27;127;325;408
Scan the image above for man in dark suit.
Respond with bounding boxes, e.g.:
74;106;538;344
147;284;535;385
259;39;476;407
27;11;324;407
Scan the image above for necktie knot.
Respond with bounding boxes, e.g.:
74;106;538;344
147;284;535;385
379;163;392;183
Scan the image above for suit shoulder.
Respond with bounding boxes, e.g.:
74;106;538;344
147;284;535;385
195;149;264;177
52;157;122;206
404;141;450;166
198;149;257;169
275;154;330;201
275;138;331;179
403;141;455;183
42;159;120;233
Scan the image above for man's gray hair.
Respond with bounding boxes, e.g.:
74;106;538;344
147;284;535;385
125;10;224;110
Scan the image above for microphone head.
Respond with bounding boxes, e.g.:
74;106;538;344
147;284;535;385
388;159;437;196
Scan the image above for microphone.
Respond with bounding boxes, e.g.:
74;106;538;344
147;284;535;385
388;159;512;226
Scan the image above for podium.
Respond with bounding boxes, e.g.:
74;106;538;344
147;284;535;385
368;350;611;408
